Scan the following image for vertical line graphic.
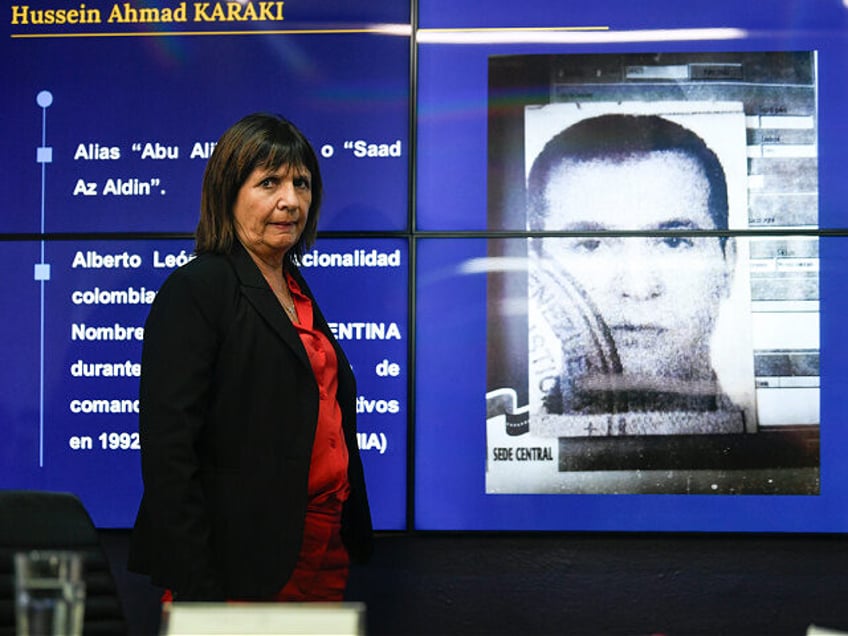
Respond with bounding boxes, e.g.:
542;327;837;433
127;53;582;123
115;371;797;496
35;90;53;468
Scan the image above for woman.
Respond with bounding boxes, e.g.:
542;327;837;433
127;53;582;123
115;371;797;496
128;113;372;601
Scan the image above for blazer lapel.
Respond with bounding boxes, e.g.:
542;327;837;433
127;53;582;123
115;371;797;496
292;267;353;375
227;243;311;371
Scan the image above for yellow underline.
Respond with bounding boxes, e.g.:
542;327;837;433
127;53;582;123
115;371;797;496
10;24;608;39
10;27;391;38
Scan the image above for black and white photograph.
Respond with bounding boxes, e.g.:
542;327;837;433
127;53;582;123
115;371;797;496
486;53;820;494
526;101;754;436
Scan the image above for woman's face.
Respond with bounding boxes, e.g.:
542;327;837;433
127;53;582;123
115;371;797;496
233;162;312;265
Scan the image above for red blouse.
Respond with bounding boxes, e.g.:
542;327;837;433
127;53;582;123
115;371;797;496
278;273;352;602
287;272;350;506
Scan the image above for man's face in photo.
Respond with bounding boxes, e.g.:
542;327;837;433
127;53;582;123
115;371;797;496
538;150;734;385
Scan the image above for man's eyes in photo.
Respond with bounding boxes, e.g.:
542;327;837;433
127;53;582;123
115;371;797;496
562;235;700;253
571;238;602;252
657;236;695;249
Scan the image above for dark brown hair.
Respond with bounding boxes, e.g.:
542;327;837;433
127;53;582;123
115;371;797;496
195;113;323;265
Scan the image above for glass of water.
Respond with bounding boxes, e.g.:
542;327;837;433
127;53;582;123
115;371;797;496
14;550;86;636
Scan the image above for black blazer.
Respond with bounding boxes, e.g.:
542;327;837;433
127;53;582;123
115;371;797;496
128;242;372;600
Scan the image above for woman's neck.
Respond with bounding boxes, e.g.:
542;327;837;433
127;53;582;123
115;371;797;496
244;247;286;283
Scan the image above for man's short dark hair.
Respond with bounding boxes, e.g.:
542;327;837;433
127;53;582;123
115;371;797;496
526;114;729;234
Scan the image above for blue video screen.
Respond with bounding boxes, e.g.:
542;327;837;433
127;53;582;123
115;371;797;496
3;2;410;233
0;237;407;528
413;236;848;532
413;0;848;532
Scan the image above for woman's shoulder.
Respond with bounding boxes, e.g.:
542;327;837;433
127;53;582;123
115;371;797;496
166;251;234;282
157;251;238;301
143;252;242;341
